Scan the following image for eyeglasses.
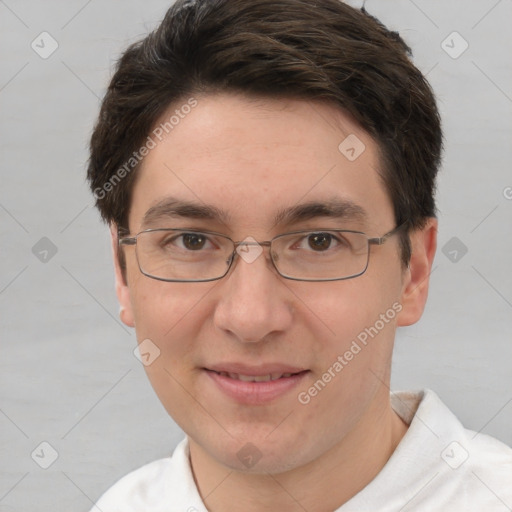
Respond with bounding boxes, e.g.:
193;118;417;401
118;223;406;282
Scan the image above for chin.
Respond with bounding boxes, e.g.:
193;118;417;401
195;425;319;475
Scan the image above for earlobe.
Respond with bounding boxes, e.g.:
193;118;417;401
396;218;437;327
119;306;134;327
110;224;136;328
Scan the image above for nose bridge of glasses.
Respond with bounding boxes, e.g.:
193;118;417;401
228;239;276;274
234;240;272;248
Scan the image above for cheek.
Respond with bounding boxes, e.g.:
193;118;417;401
129;281;211;421
129;278;213;379
294;280;400;430
302;276;399;343
299;274;401;398
130;276;201;336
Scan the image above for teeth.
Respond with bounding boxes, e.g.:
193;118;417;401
237;373;271;382
219;372;295;382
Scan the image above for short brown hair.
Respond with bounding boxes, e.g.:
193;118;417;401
87;0;442;266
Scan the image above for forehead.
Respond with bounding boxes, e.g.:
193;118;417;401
128;93;394;233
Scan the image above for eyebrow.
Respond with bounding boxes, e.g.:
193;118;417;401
140;196;367;230
272;198;367;227
141;197;232;228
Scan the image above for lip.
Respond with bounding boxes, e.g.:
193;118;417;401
204;364;309;405
207;363;307;376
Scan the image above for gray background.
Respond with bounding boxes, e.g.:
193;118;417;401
1;0;511;510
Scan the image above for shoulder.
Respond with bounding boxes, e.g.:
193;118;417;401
92;457;174;512
417;389;512;465
348;389;512;511
90;437;206;512
438;423;512;509
400;389;512;509
458;414;512;501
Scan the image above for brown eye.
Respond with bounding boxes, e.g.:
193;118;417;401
182;233;207;250
307;233;333;251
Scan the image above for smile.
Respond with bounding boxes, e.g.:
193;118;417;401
204;366;309;405
215;371;296;382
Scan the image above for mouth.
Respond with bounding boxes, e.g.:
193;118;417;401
203;365;309;405
213;371;299;382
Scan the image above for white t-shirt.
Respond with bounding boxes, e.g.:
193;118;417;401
91;389;512;511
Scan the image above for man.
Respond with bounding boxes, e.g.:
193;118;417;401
87;0;512;510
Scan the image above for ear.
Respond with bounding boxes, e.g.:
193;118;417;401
110;224;135;328
396;218;437;327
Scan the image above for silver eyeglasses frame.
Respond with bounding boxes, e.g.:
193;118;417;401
118;222;408;283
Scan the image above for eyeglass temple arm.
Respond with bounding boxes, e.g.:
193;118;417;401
118;236;136;246
368;222;408;246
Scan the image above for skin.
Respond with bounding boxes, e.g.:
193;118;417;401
111;92;437;511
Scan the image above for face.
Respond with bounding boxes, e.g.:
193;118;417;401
113;93;435;474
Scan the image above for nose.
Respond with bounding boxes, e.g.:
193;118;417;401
212;242;294;344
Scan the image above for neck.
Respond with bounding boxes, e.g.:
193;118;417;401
189;391;408;512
